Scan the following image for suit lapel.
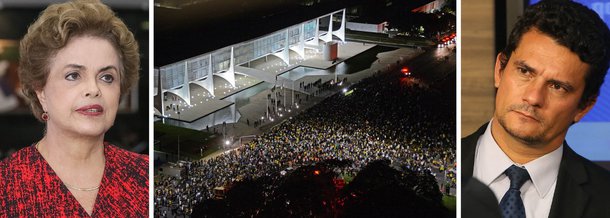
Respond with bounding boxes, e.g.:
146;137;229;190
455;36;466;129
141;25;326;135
463;124;593;217
461;123;488;182
548;144;589;218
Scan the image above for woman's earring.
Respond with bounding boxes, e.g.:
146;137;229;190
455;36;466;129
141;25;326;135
42;112;49;121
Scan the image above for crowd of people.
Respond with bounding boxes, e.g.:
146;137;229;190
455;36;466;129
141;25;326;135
155;60;456;217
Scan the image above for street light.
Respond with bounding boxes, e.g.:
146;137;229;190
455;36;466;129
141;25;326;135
292;80;295;107
267;93;271;120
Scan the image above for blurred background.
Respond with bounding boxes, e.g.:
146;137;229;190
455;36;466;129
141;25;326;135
0;0;149;159
462;0;610;169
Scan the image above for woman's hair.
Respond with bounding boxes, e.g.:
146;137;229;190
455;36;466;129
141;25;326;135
19;0;140;122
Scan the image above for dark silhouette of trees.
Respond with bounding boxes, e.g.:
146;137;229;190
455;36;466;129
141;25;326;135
193;160;450;217
341;160;448;218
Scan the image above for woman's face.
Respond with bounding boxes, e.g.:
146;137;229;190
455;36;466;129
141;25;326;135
36;36;121;138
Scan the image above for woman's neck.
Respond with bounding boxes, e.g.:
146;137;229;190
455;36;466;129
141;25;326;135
37;126;106;216
37;126;105;168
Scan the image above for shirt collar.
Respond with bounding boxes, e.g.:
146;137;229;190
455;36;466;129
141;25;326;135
522;144;562;198
474;121;514;186
474;120;563;198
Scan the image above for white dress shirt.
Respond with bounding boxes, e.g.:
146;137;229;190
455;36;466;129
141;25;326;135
472;121;563;218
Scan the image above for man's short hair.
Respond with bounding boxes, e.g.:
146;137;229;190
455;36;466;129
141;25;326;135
498;0;610;108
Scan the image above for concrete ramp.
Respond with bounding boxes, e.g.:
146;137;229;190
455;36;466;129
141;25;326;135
234;66;296;86
234;66;276;84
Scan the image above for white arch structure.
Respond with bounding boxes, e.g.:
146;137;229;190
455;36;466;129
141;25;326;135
157;9;346;117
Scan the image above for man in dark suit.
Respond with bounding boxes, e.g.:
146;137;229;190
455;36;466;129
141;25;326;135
462;1;610;218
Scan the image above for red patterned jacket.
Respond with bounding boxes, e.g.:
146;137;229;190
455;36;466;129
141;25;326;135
0;143;148;217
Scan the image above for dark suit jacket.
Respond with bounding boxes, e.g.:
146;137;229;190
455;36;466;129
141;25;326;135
462;123;610;218
462;176;502;218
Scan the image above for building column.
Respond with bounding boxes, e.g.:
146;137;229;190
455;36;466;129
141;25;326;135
272;31;291;65
188;55;216;98
230;104;237;123
308;18;320;46
333;9;346;43
216;47;236;87
207;54;215;97
156;69;165;117
322;13;333;42
283;29;291;65
162;61;191;106
181;61;191;105
293;24;305;59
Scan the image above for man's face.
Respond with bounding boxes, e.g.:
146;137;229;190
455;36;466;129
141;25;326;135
493;29;595;147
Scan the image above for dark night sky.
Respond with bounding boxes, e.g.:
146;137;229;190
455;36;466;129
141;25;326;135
154;0;430;67
155;0;351;67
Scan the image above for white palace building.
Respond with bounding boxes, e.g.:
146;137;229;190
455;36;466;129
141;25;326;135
154;9;381;130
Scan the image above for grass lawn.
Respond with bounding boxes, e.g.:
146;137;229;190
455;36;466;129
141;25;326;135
442;195;456;213
154;122;220;160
